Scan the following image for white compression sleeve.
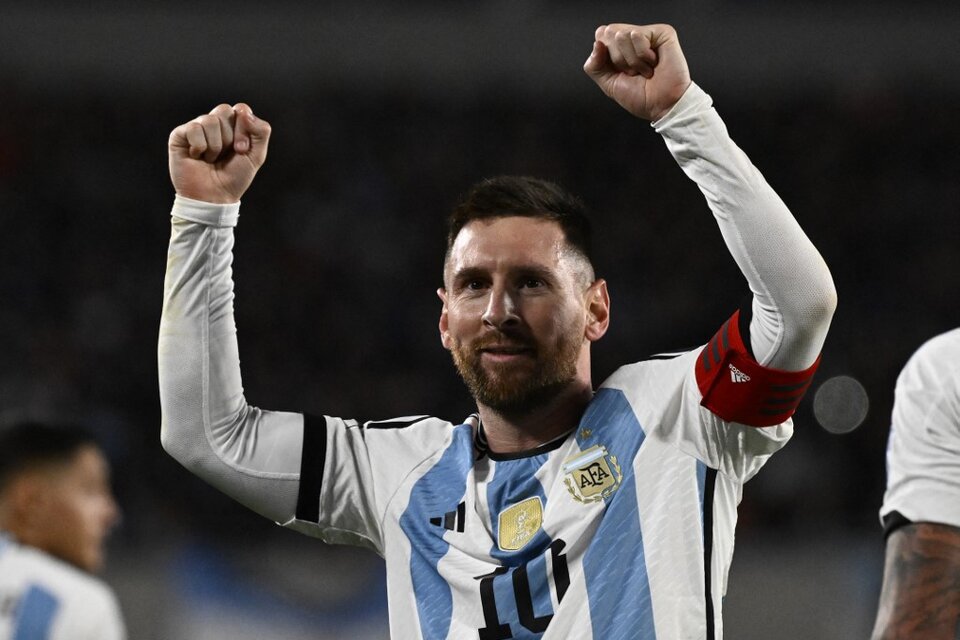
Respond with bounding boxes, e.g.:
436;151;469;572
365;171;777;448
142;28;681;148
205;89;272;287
654;84;836;371
158;195;304;525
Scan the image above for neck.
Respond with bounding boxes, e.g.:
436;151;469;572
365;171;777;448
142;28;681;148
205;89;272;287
477;379;593;454
0;505;12;536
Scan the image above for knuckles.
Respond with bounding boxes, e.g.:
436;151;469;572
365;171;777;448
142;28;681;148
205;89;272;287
210;103;233;117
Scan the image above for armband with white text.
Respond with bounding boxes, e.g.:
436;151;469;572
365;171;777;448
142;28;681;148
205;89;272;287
695;310;820;427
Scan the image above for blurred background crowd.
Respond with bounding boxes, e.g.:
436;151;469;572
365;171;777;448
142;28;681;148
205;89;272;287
0;1;957;638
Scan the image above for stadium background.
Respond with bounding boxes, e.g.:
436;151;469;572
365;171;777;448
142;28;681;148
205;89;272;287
1;1;958;638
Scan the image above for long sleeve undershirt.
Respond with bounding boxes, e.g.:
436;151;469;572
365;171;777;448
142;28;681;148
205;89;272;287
653;83;834;371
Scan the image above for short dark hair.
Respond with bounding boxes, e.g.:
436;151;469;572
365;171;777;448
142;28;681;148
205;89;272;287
445;176;594;267
0;422;99;491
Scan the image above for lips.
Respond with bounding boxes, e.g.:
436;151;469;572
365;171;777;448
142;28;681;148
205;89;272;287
477;343;536;366
481;345;532;354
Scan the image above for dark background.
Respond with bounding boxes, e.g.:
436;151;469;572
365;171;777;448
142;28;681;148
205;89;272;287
1;2;957;638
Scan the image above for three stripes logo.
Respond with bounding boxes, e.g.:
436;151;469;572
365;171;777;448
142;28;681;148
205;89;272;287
696;310;819;426
430;501;466;533
729;364;750;383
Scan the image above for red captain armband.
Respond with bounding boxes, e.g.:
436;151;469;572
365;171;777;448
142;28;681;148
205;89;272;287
695;310;821;427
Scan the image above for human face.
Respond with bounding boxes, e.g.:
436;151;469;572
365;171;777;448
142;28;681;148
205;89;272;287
32;446;120;573
439;216;606;414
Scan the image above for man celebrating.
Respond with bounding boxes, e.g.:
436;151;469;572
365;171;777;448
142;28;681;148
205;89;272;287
0;422;125;640
160;23;836;639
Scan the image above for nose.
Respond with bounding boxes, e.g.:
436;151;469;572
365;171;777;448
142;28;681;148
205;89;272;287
103;493;121;530
482;285;520;330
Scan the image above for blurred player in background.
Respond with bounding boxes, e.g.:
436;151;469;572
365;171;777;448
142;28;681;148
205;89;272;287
159;22;836;639
873;330;960;639
0;422;125;640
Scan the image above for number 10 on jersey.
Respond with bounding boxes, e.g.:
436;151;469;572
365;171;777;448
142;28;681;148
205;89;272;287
475;539;570;639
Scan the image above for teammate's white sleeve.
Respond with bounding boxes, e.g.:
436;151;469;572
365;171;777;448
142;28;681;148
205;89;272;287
880;329;960;529
654;83;836;371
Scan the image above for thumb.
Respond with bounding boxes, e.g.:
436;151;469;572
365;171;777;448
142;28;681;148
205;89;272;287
232;103;271;164
583;40;609;78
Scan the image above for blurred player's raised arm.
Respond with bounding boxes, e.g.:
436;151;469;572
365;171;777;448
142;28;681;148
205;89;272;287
584;24;836;372
158;104;309;525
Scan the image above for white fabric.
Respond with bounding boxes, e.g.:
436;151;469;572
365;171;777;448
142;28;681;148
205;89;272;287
655;83;835;371
881;328;960;529
158;82;834;639
0;534;126;640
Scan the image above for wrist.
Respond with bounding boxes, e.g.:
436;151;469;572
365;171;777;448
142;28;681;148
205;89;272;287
174;190;239;205
172;195;241;227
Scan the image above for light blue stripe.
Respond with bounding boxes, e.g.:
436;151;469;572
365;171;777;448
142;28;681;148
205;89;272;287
487;455;551;565
696;461;707;544
13;585;59;640
398;424;474;640
579;388;656;640
483;454;555;638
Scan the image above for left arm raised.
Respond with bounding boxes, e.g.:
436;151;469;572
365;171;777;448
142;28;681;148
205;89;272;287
586;23;836;370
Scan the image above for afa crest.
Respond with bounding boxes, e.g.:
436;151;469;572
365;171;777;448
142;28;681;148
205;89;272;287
498;497;543;551
563;444;622;503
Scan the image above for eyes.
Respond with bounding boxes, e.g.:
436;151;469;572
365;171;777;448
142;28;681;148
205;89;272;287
520;277;544;289
464;276;543;291
460;275;547;294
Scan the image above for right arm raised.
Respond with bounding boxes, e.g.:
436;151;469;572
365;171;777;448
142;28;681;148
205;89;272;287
159;104;307;525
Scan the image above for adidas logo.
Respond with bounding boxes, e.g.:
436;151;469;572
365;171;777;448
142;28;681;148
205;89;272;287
430;501;466;532
729;364;751;383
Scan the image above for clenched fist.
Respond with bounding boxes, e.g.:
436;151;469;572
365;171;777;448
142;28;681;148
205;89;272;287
584;23;691;122
168;103;272;204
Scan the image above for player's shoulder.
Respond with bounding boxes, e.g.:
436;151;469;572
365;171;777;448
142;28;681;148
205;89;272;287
909;328;960;367
360;415;452;431
3;540;117;603
352;415;464;459
358;415;459;445
899;328;960;387
599;347;700;389
327;414;452;435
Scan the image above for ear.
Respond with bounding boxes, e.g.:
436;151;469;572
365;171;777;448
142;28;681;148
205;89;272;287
584;279;610;342
5;474;51;532
437;288;452;351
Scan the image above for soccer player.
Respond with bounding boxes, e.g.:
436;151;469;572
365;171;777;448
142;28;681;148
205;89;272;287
872;330;960;640
159;23;836;639
0;422;125;640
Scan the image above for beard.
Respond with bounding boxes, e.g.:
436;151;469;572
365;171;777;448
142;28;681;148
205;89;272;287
450;327;583;416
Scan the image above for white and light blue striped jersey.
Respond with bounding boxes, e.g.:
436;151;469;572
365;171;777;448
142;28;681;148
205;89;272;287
0;534;126;640
287;351;791;639
160;81;832;640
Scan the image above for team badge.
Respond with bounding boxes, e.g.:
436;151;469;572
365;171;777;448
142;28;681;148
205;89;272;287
563;444;622;503
498;496;543;551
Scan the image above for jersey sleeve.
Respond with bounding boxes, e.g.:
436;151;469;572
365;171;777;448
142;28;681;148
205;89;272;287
654;83;835;373
880;330;960;531
158;197;438;554
286;414;455;552
159;197;304;528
